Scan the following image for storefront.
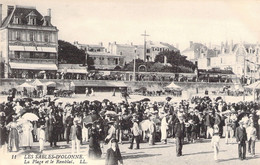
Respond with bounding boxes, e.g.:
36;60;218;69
9;62;58;79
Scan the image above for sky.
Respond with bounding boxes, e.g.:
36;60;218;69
1;0;260;50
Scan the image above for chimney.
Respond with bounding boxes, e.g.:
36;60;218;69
131;42;133;46
47;8;51;24
47;8;51;17
0;4;2;27
114;41;116;45
99;42;103;46
190;41;193;48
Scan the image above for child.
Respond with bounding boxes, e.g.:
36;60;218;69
211;124;220;161
39;125;45;153
105;139;123;165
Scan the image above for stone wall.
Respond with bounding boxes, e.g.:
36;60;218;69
0;78;237;95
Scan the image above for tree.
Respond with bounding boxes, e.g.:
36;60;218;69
154;50;196;72
58;40;94;69
58;40;84;64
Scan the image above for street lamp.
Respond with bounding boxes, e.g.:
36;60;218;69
133;47;137;81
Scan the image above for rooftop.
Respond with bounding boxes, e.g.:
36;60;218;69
1;5;54;28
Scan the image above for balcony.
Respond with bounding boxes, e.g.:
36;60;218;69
9;58;57;64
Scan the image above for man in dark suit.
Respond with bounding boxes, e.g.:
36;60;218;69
174;113;185;157
48;113;58;147
235;120;247;160
65;113;74;144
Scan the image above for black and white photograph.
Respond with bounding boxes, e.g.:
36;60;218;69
0;0;260;164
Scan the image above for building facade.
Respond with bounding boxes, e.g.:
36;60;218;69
0;5;59;79
108;41;179;63
197;42;260;79
182;41;219;66
74;41;124;70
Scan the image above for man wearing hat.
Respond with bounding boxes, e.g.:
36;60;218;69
65;113;74;144
235;120;247;160
174;113;185;157
70;119;82;153
129;118;141;149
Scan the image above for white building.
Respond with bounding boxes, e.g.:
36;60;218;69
0;5;58;79
198;42;260;78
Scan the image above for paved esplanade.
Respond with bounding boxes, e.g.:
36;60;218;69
5;138;259;165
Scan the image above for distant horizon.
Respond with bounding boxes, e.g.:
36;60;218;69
2;0;260;51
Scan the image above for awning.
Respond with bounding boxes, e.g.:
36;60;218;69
41;47;57;53
24;46;36;51
9;46;56;53
9;62;57;70
9;45;25;51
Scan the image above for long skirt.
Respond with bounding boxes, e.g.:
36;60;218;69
8;128;19;152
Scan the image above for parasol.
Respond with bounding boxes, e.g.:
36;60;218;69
103;99;110;103
32;100;40;105
93;100;101;105
23;98;33;102
140;98;150;102
166;97;172;102
22;113;39;121
82;115;99;126
105;111;117;117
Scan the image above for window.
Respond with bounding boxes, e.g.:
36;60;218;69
16;31;21;41
13;16;21;24
30;52;34;58
44;53;50;59
29;32;34;41
32;18;36;25
147;49;150;53
44;34;49;42
15;52;20;58
115;58;119;65
120;52;123;55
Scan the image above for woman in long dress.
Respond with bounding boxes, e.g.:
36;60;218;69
161;114;168;144
6;117;19;152
88;124;102;159
20;120;33;149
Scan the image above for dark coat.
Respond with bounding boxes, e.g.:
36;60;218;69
235;126;247;143
89;129;102;159
105;148;123;165
174;120;185;138
205;114;214;127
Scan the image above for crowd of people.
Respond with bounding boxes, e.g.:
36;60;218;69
0;95;259;163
